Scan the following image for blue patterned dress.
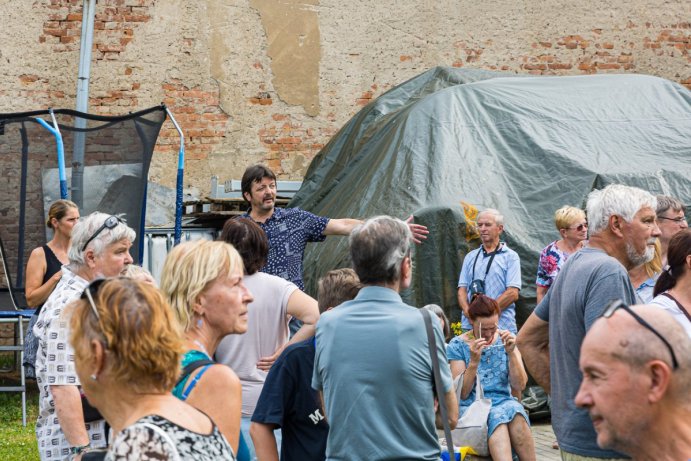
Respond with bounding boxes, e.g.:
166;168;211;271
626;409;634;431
446;335;529;436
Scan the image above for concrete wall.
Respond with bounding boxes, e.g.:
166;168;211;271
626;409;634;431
1;0;689;196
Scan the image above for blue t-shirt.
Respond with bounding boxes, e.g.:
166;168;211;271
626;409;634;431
252;338;328;461
534;247;635;458
312;286;452;461
242;207;329;290
457;243;522;333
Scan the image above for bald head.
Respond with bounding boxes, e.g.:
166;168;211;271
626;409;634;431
585;305;691;395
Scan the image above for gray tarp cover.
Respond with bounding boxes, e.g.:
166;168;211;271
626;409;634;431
290;67;691;325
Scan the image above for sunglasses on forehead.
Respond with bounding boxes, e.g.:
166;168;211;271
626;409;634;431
81;215;123;251
602;300;679;370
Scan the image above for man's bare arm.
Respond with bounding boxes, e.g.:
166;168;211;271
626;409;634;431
516;313;551;392
495;287;520;311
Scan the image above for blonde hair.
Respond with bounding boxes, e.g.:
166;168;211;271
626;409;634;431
644;239;662;278
160;240;243;331
554;206;586;231
69;278;185;393
124;264;156;286
46;199;78;229
317;268;361;313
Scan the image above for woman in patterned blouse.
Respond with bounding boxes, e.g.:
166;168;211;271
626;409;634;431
535;206;588;304
69;277;236;460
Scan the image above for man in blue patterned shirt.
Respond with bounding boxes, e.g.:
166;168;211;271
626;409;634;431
239;164;428;291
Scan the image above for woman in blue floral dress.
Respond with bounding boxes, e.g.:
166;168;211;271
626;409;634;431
447;295;536;460
536;206;588;304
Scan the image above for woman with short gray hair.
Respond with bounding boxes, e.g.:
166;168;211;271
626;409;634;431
34;212;135;460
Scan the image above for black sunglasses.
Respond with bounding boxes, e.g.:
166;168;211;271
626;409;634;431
566;223;588;232
602;300;679;370
82;216;123;251
80;278;108;342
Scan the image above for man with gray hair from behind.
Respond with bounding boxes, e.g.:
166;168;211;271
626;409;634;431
518;184;661;461
312;216;458;461
575;304;691;460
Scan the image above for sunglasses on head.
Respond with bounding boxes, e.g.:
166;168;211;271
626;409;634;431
80;278;108;343
81;216;123;251
602;300;678;370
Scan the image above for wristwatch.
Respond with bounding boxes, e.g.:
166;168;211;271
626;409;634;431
70;444;91;455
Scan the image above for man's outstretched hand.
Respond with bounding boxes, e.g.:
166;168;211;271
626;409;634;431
406;215;429;244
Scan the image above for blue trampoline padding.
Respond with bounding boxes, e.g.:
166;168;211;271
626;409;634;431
0;309;35;318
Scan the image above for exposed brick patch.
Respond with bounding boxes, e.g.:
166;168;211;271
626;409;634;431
156;80;230;161
38;0;153;55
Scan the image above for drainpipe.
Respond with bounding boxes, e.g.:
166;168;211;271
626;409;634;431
71;0;97;207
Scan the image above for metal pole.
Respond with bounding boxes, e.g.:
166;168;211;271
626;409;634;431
71;0;97;207
165;107;185;246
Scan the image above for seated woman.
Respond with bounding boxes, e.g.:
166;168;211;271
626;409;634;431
447;294;536;461
23;199;79;378
69;277;235;460
651;229;691;337
160;240;253;460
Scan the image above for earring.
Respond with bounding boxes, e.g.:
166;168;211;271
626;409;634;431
197;317;203;328
90;374;98;381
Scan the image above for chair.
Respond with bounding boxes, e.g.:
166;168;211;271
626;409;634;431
0;238;35;427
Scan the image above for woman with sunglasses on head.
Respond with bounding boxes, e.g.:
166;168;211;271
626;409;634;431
160;240;253;461
70;278;235;460
447;294;535;461
23;200;80;379
535;206;588;304
651;229;691;337
33;212;134;461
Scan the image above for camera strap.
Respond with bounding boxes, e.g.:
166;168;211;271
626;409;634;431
471;243;502;281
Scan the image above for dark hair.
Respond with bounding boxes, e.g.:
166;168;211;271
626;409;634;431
468;294;500;321
46;199;78;229
654;229;691;296
241;164;277;203
219;218;269;274
655;194;685;216
317;268;361;313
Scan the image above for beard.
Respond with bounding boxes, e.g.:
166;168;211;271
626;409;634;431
625;240;655;267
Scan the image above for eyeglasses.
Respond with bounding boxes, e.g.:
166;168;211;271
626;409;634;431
602;300;678;370
81;216;123;251
566;223;588;232
657;216;687;224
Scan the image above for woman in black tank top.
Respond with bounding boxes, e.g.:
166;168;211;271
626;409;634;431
23;200;79;378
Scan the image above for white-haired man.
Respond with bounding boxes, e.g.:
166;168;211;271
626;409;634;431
575;304;691;460
517;184;661;460
457;208;522;333
312;216;457;460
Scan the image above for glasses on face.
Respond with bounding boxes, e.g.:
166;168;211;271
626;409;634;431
80;278;108;344
657;216;687;224
602;300;678;370
82;216;123;251
566;223;588;232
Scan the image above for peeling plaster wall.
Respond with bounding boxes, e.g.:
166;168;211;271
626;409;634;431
0;0;688;196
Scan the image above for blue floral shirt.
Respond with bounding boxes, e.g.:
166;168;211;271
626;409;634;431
242;207;329;290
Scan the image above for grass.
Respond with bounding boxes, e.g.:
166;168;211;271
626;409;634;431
0;374;40;461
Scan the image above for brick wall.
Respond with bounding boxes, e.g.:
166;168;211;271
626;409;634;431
0;0;688;196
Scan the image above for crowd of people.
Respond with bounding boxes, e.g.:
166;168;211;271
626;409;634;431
23;163;690;461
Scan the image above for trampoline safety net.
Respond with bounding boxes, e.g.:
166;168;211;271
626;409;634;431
0;106;167;307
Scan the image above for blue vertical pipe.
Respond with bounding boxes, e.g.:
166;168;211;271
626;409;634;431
36;113;68;199
165;107;185;245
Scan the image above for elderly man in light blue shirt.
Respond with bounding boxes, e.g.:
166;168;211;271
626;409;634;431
457;208;522;333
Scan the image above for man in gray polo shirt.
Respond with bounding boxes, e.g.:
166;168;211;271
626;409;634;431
312;216;457;461
517;184;660;460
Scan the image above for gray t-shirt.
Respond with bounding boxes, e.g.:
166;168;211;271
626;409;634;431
535;247;635;458
312;286;452;461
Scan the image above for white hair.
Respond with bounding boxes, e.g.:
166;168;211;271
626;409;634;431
68;212;136;266
586;185;657;235
478;208;504;226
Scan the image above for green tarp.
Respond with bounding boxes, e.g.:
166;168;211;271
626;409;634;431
290;67;691;325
